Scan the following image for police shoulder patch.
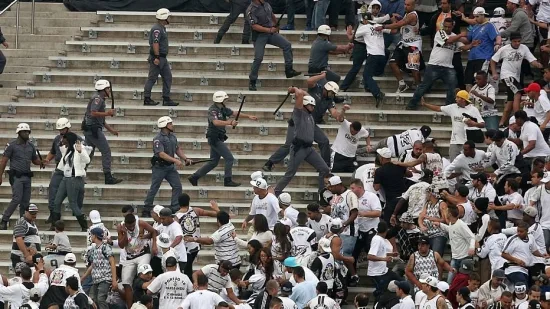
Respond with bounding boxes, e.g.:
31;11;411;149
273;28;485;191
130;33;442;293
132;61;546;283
94;97;101;105
153;30;161;38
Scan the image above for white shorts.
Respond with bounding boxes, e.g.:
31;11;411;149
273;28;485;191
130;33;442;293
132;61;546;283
121;253;151;285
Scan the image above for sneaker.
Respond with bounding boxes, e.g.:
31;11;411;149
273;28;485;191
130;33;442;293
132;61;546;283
224;180;241;187
397;83;409;93
249;80;257;91
280;24;295;30
214;36;222;44
162;98;179;106
349;275;359;287
188;176;198;186
262;161;273;172
285;69;301;78
375;92;385;108
144;97;159;106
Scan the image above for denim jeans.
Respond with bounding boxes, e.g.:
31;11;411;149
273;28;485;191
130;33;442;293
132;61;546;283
448;258;466;283
429;236;447;257
90;281;110;309
216;0;251;42
483;115;499;131
82;275;93;294
53;177;85;217
340;42;366;90
340;235;358;256
363;55;387;97
312;0;330;29
507;272;529;286
372;270;401;301
407;65;457;109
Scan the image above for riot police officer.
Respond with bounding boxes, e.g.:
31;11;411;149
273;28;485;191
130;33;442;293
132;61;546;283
43;118;85;224
143;116;192;217
0;26;8;87
143;8;178;107
83;79;122;185
246;0;301;91
188;91;258;187
0;123;43;229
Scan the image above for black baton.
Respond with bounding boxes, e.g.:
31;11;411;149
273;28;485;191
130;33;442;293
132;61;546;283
273;92;291;115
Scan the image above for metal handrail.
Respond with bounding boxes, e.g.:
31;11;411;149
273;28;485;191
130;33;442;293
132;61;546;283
0;0;36;49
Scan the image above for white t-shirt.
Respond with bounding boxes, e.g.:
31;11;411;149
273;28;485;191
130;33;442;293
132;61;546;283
492;44;537;81
305;294;340;309
367;234;391;276
386;129;425;157
530;0;550;23
400;295;416;309
331;119;369;158
500;192;525;220
429;31;462;68
147;270;194;308
470;83;497;117
179;289;225;309
281;296;299;309
162;221;187;262
534;91;550;128
440;104;484;145
249;193;281;229
284;206;299;227
520;121;550;157
502;234;537;274
357;191;381;232
355;23;389;56
308;215;332;241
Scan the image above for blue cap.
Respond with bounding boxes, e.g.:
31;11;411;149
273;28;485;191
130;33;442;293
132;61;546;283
90;227;104;240
283;257;300;268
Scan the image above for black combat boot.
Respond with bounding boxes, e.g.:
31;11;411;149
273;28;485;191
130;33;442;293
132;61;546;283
105;172;123;185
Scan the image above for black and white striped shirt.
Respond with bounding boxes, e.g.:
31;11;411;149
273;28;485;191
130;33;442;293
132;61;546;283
209;223;239;266
201;264;232;294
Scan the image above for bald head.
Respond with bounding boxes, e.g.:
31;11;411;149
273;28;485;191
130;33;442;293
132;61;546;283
405;0;415;12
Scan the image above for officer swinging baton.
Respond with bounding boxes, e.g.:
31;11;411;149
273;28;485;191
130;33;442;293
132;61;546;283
109;80;115;117
275;12;285;28
273;90;292;115
233;95;246;129
36;149;45;169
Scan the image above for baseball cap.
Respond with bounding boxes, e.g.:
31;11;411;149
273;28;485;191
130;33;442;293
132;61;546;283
89;210;101;224
474;197;489;214
542;172;550;184
388;280;398;292
279;217;292;228
29;287;41;299
418;235;430;245
318;236;332;254
281;281;293;294
470;172;487;182
458;287;471;301
330;218;343;231
159;207;174;217
138;264;153;275
529;300;542;309
524;206;538;218
26;204;38;212
283;256;300;268
64;253;77;263
524;83;542;93
419;276;438;287
250;178;268;190
153;205;164;216
90;227;104;240
456;90;471;103
437;281;450;293
328;176;342;186
420;125;431;138
165;256;178;268
493;269;506;278
491;130;506;141
250;171;264;181
15;262;27;274
157;233;171;248
515;282;528;294
459;259;474;274
376;147;392;159
509;116;516;125
278;193;291;206
473;7;489;15
395;281;411;294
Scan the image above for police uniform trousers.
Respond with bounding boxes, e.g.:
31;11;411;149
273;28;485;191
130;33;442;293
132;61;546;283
48;169;64;214
0;50;6;74
53;176;85;217
268;124;331;166
144;164;182;212
3;175;31;222
144;56;172;99
249;33;293;81
274;145;329;195
216;0;251;43
84;129;112;173
193;136;235;179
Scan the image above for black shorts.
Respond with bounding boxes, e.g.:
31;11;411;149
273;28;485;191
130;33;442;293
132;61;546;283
504;77;522;101
464;59;488;85
390;44;425;72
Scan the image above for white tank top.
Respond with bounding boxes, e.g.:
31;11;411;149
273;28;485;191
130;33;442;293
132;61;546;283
317;252;336;288
401;11;422;49
124;217;150;260
424;153;443;176
460;201;477;225
422;294;441;309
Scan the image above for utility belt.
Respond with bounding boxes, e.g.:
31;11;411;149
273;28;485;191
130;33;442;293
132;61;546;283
292;138;313;150
251;29;272;42
81;121;103;139
150;156;174;167
7;170;33;186
206;133;228;143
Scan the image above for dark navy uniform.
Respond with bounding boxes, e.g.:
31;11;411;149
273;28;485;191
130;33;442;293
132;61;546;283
0;27;6;75
144;23;172;101
144;131;182;212
83;93;112;174
215;0;252;44
3;139;38;222
190;104;235;184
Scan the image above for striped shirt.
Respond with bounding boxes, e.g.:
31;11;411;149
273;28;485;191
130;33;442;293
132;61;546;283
201;264;232;294
209;223;239;266
11;218;41;260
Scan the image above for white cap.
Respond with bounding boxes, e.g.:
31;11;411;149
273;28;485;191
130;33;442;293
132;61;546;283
157;233;171;248
324;81;340;94
153;205;164;216
388;280;398;292
437;281;450;292
317;25;332;36
542;172;550;183
279;217;293;228
419;276;439;287
318;236;332;253
303;95;316;106
278;193;291;205
138;263;153;274
330;218;343;230
29;287;42;299
493;7;505;15
473;7;489;15
56;118;71;130
250;178;268;190
16;123;31;134
250;171;264;181
94;79;110;91
377;147;392;159
157;116;173;129
89;210;101;224
155;8;171;20
369;0;382;9
508;0;519;4
213;91;229;103
328;175;342;186
509;116;516;125
64;253;77;263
